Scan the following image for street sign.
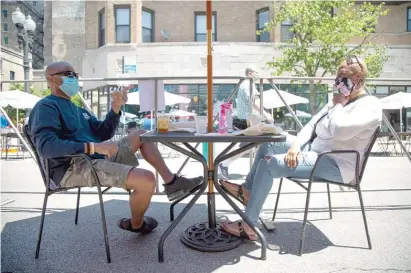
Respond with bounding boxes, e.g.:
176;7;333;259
124;64;136;73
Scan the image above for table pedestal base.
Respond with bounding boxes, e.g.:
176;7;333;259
181;222;243;252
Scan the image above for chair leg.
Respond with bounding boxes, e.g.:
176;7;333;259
299;181;313;256
272;178;283;221
326;184;332;219
75;188;81;225
35;192;49;259
357;185;372;249
96;185;111;263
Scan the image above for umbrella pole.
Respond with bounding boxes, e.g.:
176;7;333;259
206;0;216;228
400;108;403;133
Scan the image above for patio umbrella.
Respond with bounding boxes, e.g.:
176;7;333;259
126;91;191;106
285;110;312;118
0;90;41;109
379;92;411;109
166;109;197;117
119;112;138;124
255;89;309;109
0;90;42;129
380;92;411;132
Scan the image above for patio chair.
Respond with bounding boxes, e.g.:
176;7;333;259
22;125;113;263
272;127;380;256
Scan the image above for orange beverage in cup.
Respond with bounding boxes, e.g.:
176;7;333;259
157;115;169;132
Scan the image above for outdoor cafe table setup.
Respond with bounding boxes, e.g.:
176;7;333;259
140;130;286;262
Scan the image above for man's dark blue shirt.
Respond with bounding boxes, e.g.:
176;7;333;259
28;95;120;185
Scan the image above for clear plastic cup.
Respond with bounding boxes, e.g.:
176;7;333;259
157;115;169;132
195;116;208;134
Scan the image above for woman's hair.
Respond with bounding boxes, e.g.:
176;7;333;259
337;56;368;80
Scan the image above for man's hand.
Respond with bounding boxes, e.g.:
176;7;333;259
285;141;301;168
94;142;118;159
111;85;134;113
333;94;349;106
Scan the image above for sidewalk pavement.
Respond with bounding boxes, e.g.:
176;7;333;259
1;154;411;273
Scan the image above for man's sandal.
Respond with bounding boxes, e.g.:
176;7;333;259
117;216;158;234
219;179;247;206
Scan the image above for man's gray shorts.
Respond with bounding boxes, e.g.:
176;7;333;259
60;136;139;190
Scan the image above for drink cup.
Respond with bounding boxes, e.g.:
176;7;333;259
195;116;208;134
157;115;169;132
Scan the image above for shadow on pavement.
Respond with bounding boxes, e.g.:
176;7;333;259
263;221;333;255
2;199;262;273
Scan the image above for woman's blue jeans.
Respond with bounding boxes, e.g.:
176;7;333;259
243;135;343;225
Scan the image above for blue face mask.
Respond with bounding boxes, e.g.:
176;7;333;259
60;76;80;97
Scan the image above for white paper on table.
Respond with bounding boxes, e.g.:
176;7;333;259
139;80;165;112
168;128;196;133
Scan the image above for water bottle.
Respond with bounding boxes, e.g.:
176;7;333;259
218;102;233;134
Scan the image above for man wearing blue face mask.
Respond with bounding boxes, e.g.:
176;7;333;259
28;62;203;234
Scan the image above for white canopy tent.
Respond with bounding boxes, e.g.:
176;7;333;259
285;110;312;119
380;92;411;132
380;92;411;109
166;109;197;117
255;89;309;109
0;90;42;128
0;90;41;109
0;90;42;161
127;91;191;106
119;112;138;124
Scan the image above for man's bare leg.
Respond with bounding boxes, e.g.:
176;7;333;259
127;130;173;183
126;130;203;201
125;168;156;228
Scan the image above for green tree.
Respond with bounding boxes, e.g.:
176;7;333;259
260;0;389;114
9;83;35;93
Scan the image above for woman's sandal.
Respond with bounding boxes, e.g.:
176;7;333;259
117;216;158;234
222;221;257;241
219;179;248;206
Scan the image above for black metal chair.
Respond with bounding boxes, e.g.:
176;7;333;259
22;125;113;263
272;127;380;256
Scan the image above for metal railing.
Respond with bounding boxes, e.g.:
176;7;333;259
1;76;410;193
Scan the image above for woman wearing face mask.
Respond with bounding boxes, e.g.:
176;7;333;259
219;56;382;240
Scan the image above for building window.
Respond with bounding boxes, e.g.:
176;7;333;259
407;86;411;93
408;7;411;32
142;8;154;43
115;7;130;43
3;36;8;45
194;12;216;42
98;9;105;47
10;71;15;80
376;86;389;94
390;86;405;94
281;21;294;42
2;10;7;18
256;8;270;42
3;23;8;32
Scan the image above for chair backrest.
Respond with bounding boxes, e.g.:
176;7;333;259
22;125;58;190
358;126;380;182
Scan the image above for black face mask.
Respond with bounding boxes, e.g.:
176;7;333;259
334;76;355;96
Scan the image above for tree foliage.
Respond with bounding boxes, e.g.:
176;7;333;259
259;0;389;113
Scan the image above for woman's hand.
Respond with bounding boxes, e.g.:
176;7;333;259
285;141;301;168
